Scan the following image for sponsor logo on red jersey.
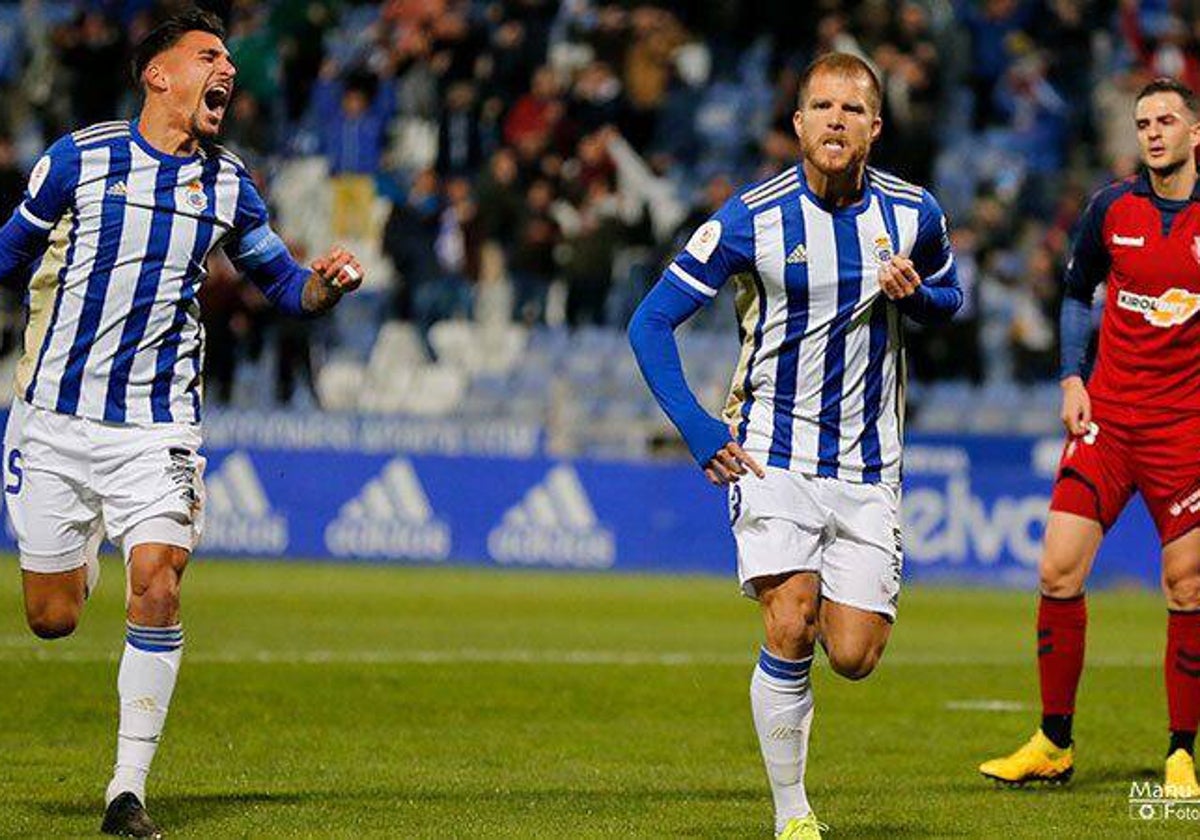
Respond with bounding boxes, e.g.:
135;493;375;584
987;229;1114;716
1116;288;1200;328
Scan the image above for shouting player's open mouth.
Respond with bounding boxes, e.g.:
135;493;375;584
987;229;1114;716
200;80;231;129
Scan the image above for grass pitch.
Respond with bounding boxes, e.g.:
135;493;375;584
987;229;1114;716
0;559;1191;837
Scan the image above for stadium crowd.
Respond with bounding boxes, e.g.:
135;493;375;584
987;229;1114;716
0;0;1188;433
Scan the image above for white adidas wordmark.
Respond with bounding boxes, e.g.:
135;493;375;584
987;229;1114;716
488;465;615;568
1112;234;1144;247
325;458;450;560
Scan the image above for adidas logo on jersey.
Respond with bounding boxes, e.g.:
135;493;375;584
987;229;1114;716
324;458;450;560
203;451;288;554
487;465;615;569
106;181;127;198
786;243;807;265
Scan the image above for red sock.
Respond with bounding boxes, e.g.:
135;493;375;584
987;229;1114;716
1038;594;1087;716
1166;611;1200;736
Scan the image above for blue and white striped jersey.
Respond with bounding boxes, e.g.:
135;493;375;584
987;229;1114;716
13;120;272;425
665;165;957;484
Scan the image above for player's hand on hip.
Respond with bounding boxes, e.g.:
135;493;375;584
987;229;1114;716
311;246;364;294
704;439;766;486
1060;375;1093;436
878;255;921;299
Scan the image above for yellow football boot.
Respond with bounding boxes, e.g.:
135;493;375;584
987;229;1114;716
1165;749;1200;798
979;730;1074;785
777;813;826;839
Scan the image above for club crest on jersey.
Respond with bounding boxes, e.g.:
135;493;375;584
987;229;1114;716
28;155;50;199
685;220;722;264
874;234;894;264
184;180;207;211
1192;236;1200;266
1117;287;1200;328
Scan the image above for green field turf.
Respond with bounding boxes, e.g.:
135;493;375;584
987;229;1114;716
0;558;1194;838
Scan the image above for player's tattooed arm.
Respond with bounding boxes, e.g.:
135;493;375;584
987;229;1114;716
303;246;364;313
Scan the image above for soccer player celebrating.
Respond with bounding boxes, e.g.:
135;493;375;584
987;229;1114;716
629;53;961;839
0;11;363;836
979;78;1200;797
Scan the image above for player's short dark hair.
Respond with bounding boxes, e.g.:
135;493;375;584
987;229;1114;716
797;52;882;115
1136;77;1200;117
130;9;226;90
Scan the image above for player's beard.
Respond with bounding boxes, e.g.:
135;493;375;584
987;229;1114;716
189;107;221;141
801;132;869;179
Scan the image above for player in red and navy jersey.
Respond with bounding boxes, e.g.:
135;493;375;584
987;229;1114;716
980;77;1200;796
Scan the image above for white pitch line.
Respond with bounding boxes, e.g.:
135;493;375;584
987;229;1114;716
0;648;1165;668
945;699;1029;712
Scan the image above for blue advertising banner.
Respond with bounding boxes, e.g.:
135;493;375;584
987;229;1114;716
0;409;1163;587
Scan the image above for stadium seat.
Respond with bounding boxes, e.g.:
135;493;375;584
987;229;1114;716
316;359;367;412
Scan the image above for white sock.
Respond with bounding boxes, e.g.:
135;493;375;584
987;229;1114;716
106;623;183;806
750;647;814;834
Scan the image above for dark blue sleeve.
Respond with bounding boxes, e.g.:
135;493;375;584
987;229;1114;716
225;168;310;316
897;190;961;325
1062;191;1111;305
0;211;50;286
629;279;732;467
1059;296;1093;380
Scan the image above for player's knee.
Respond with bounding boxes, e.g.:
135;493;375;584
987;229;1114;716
26;602;79;639
1039;562;1085;599
129;564;182;620
826;644;881;681
763;599;819;654
1163;568;1200;610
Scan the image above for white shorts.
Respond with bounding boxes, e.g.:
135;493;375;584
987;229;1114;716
730;467;903;619
3;399;206;573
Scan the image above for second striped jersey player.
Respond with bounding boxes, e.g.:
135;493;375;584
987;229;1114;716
667;162;956;484
629;52;960;839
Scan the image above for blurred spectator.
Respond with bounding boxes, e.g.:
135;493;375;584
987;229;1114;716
437;81;485;178
271;0;339;122
198;252;255;407
503;65;563;151
55;11;127;127
1093;67;1150;175
621;7;686;149
958;0;1035;128
382;169;442;332
0;136;23;356
313;58;396;240
509;178;561;325
274;239;319;406
562;179;623;326
568;61;623;136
